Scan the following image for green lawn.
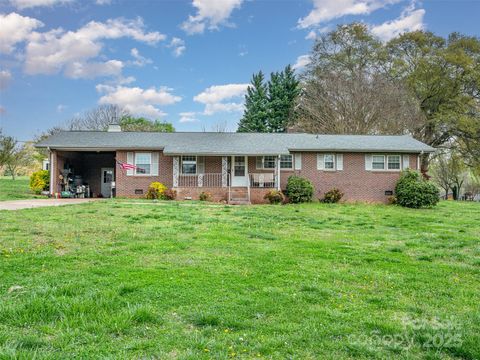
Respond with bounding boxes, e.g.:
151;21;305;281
0;201;479;359
0;176;44;201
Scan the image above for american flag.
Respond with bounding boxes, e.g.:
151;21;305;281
116;159;137;171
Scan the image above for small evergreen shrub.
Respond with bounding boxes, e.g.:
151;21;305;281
161;188;177;200
321;188;344;203
286;176;314;203
29;170;50;194
395;169;439;208
264;189;285;204
199;191;212;201
145;182;167;199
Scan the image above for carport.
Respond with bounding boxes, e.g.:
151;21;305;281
50;150;116;198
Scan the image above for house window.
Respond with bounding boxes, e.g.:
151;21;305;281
280;155;293;169
135;152;151;175
257;156;276;169
372;155;385;170
181;156;197;174
324;154;335;169
387;155;401;170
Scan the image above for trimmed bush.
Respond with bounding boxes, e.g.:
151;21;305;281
29;170;50;194
199;191;212;201
395;169;439;208
286;176;314;203
321;188;344;203
161;189;177;200
264;189;285;204
145;182;167;199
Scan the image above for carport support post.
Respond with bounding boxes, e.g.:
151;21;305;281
173;156;179;187
277;155;281;190
49;148;54;196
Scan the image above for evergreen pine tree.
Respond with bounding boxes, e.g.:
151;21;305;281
267;65;300;132
237;72;269;132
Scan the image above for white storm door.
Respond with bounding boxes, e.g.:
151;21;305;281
231;156;248;187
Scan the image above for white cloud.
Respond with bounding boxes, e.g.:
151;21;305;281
9;0;72;9
179;111;198;123
305;30;317;40
56;104;67;113
194;83;248;115
95;0;112;4
23;17;165;79
181;0;244;35
0;70;13;90
298;0;401;29
0;13;43;54
167;37;186;57
96;84;182;118
292;54;311;70
130;48;152;66
371;5;425;41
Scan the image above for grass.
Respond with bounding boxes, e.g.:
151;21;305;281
0;176;44;201
0;200;479;359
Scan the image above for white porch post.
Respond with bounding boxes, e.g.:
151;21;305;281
49;149;54;195
276;155;281;190
221;156;228;187
173;156;179;187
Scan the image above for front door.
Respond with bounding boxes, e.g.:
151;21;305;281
231;156;248;187
101;168;114;198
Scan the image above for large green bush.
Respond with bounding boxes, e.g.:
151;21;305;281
286;176;314;203
29;170;50;194
395;170;439;208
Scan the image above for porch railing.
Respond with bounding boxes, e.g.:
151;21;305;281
249;173;277;188
178;173;224;188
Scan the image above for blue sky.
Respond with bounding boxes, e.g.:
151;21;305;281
1;0;479;140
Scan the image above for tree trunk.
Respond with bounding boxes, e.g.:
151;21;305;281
420;153;431;179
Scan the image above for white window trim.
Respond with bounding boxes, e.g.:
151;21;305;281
135;152;152;176
370;154;402;172
387;155;401;171
181;155;197;175
256;156;277;170
323;154;336;171
280;154;293;170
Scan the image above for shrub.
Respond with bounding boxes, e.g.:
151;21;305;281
263;189;285;204
321;188;343;203
161;188;177;200
145;182;167;199
199;191;212;201
395;169;439;208
286;176;314;203
29;170;50;194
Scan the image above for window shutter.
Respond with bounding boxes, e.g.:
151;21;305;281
317;154;324;170
336;154;343;170
127;152;134;176
197;156;205;174
294;153;302;170
256;156;263;169
402;155;410;170
151;152;159;176
365;154;372;171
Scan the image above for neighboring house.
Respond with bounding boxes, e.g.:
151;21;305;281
35;125;434;203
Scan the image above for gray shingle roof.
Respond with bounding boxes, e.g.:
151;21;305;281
35;131;434;154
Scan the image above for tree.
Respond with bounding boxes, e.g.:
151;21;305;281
430;151;468;200
294;23;421;135
294;71;420;135
119;116;175;132
385;31;480;171
238;71;269;132
0;136;32;180
68;105;130;130
267;65;300;132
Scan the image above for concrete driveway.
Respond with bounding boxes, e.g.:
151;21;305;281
0;198;98;211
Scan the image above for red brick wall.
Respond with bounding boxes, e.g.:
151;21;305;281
116;150;173;197
292;153;418;203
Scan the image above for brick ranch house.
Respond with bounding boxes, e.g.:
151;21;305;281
36;127;434;204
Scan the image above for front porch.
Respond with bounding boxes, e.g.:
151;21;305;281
172;155;283;203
